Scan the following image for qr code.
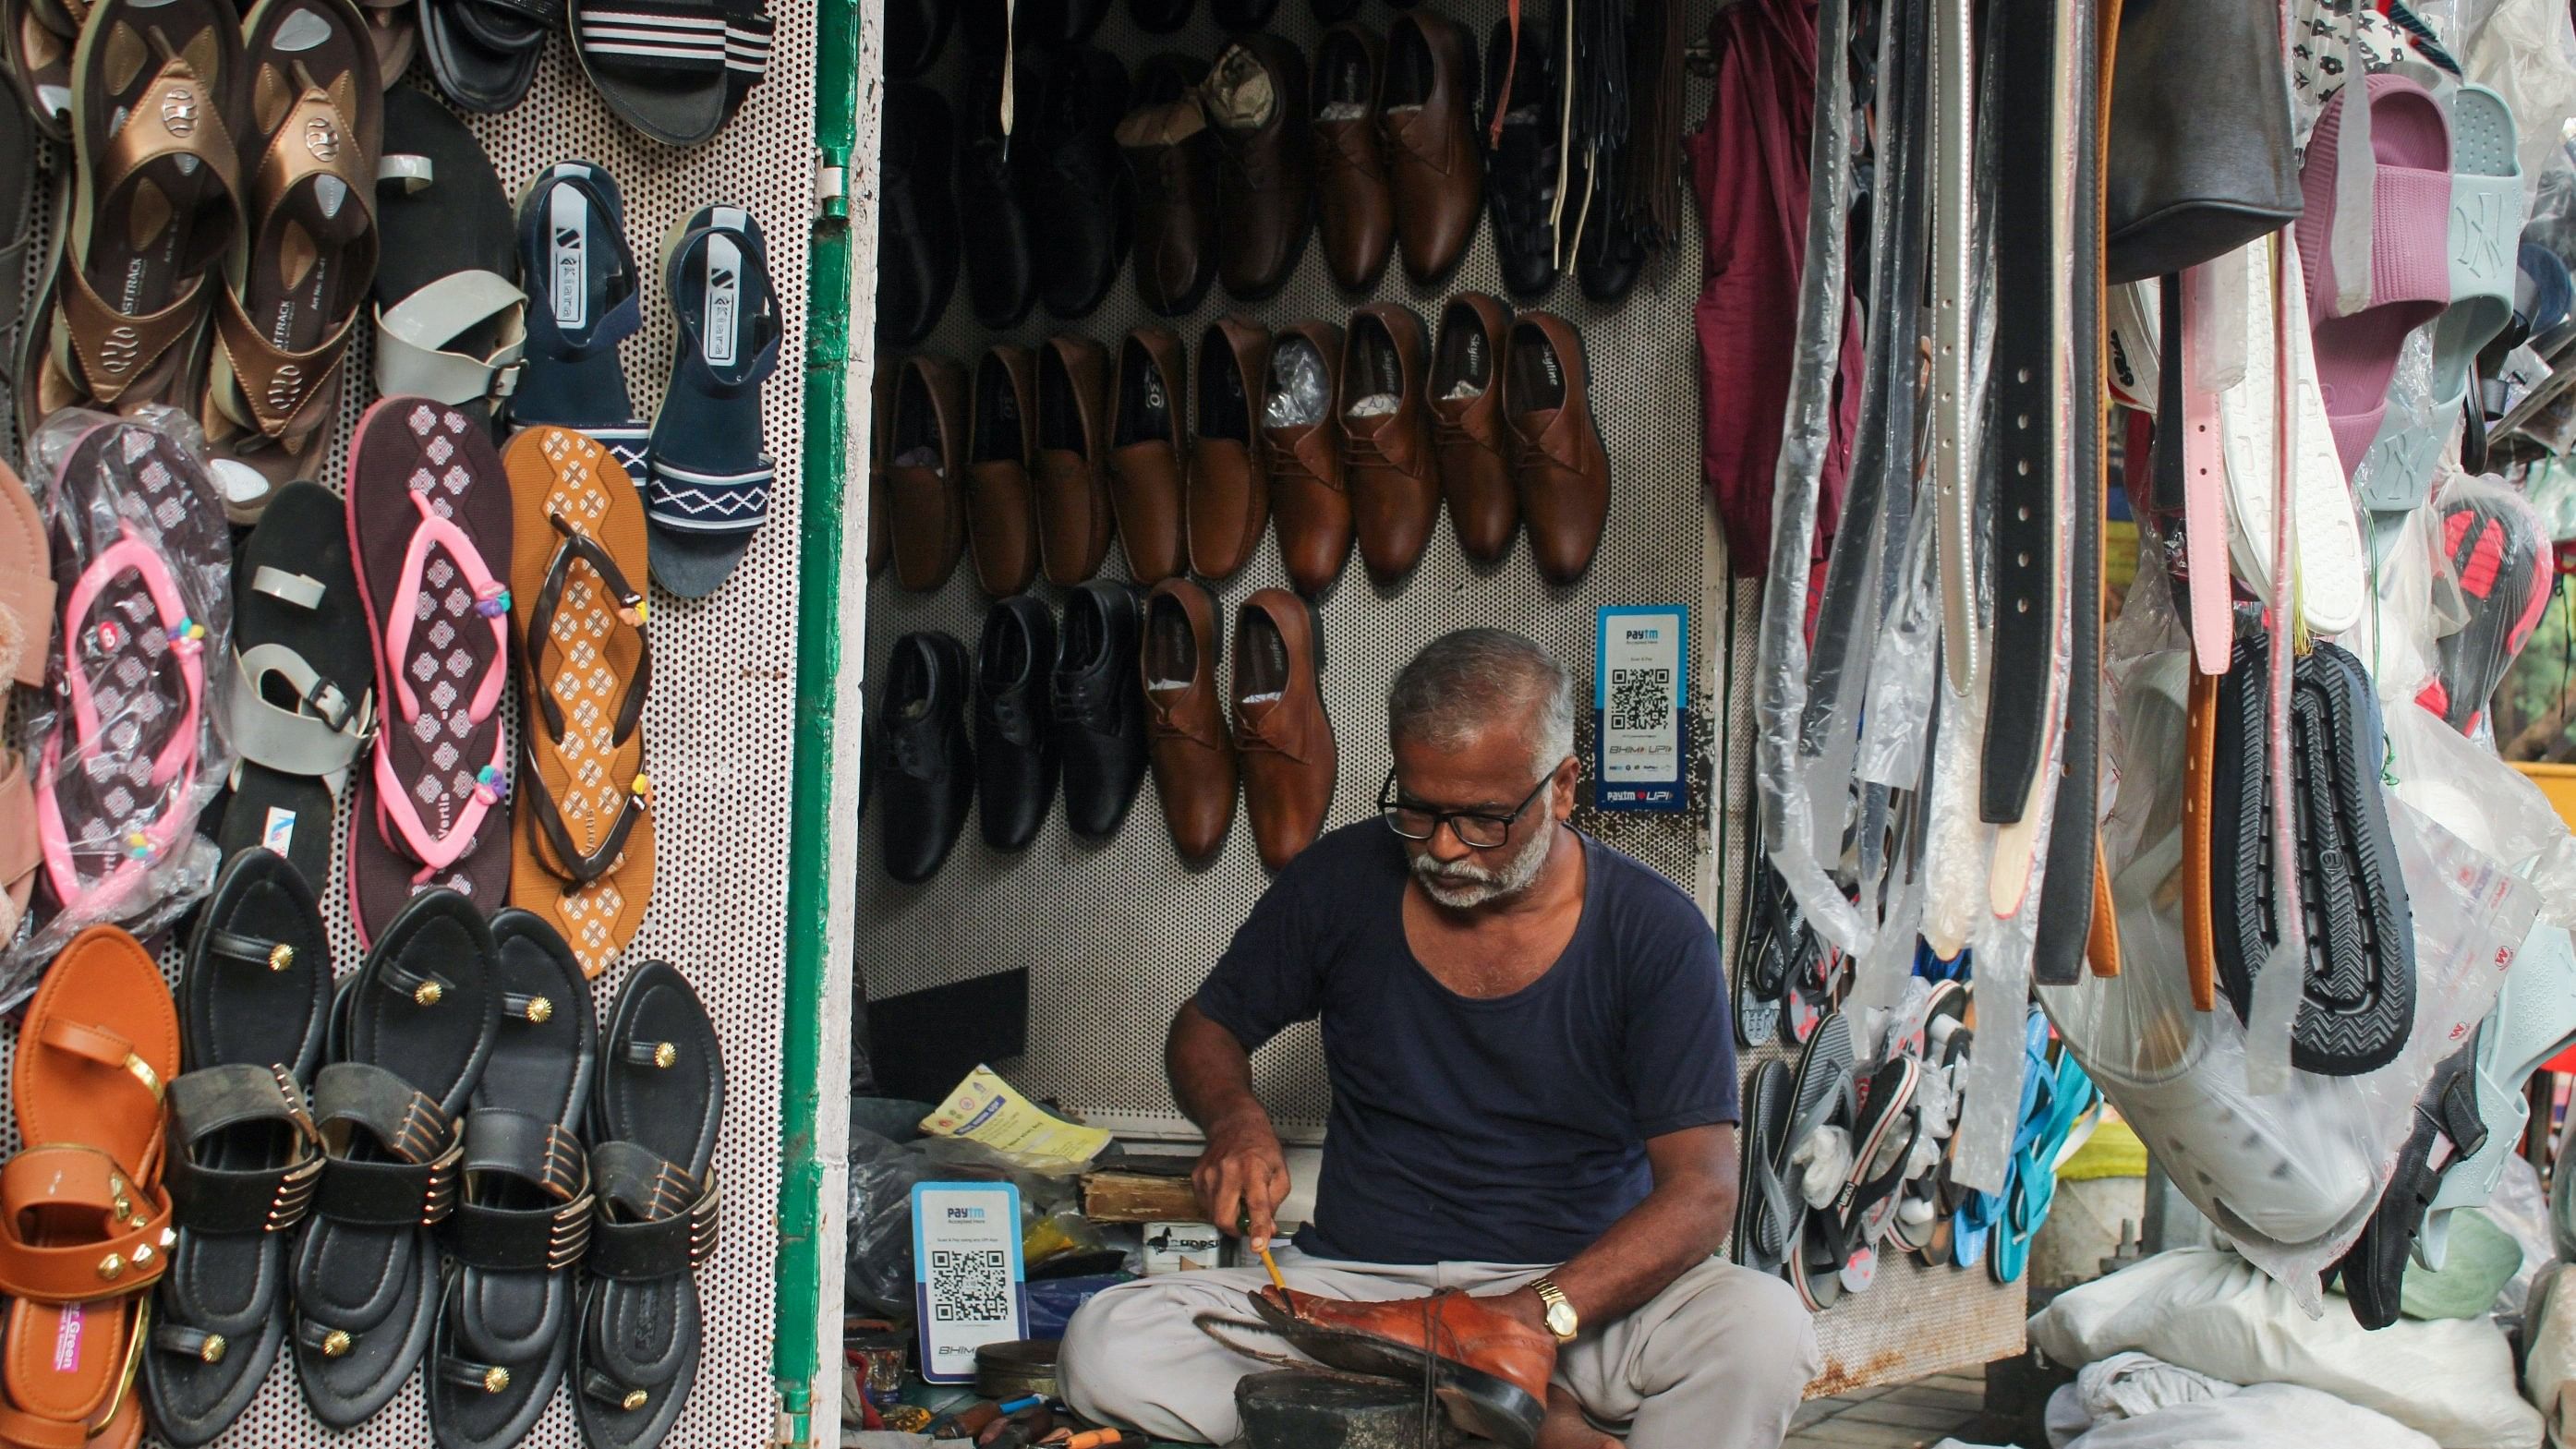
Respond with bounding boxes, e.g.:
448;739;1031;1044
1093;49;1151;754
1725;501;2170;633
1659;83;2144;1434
929;1249;1011;1323
1609;666;1672;731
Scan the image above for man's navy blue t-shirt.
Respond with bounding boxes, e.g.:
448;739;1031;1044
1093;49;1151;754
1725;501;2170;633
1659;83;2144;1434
1193;820;1739;1266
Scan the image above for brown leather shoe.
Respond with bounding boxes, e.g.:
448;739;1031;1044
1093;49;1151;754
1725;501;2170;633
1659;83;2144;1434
1311;24;1393;292
1034;333;1118;585
1204;33;1314;301
1250;1287;1550;1449
1262;320;1353;595
887;354;969;591
1429;294;1518;562
966;344;1041;596
1380;10;1482;284
1506;312;1610;585
1339;303;1441;585
1233;588;1334;870
1117;53;1219;317
1188;315;1272;580
1108;327;1189;585
868;364;895;579
1140;578;1237;865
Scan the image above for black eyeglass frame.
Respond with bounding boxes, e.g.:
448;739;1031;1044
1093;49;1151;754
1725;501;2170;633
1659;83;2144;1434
1376;766;1555;848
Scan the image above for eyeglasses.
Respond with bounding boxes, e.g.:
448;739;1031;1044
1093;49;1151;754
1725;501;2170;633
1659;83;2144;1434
1377;767;1553;849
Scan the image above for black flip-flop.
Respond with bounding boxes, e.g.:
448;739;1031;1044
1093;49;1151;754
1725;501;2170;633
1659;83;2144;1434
429;911;598;1448
420;0;556;113
1730;1058;1797;1275
370;89;526;419
2335;1043;2486;1329
144;850;333;1446
571;0;732;147
1732;856;1787;1048
292;889;500;1427
575;961;723;1449
215;480;373;888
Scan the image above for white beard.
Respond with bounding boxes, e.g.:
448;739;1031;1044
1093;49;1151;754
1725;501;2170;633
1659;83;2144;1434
1412;821;1554;909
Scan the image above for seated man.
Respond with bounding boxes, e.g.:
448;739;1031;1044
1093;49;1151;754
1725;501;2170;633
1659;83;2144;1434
1062;629;1819;1449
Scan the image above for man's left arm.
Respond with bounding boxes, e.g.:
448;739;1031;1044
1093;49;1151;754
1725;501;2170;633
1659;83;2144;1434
1488;1124;1737;1334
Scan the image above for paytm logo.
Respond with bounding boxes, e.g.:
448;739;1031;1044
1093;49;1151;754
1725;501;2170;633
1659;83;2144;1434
1623;627;1661;642
945;1206;986;1221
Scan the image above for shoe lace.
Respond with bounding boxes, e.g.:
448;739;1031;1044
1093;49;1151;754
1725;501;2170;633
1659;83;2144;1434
1049;678;1100;731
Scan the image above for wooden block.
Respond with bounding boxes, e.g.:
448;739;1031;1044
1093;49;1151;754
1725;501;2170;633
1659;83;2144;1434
1082;1167;1203;1224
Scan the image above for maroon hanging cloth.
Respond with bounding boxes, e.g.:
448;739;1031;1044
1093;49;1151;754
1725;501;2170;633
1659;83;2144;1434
1688;0;1863;581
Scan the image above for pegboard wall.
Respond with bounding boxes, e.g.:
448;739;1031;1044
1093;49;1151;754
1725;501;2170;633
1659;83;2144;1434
0;14;816;1447
851;0;2025;1392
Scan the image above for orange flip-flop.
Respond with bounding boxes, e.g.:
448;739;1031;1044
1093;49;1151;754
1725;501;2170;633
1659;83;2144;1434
0;926;180;1449
503;426;655;978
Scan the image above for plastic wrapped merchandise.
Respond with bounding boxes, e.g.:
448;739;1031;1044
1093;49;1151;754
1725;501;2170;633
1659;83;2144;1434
2059;1382;2439;1449
2;407;235;1004
2411;474;2554;740
847;1126;933;1311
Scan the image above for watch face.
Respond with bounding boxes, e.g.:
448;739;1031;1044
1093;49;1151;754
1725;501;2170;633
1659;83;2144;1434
1544;1300;1578;1336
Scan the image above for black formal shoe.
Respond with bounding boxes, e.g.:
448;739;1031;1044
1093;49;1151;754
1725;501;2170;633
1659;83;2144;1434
879;632;976;882
886;0;954;78
975;598;1060;851
878;83;961;344
1211;0;1277;29
1021;47;1133;320
1130;0;1193;31
960;56;1039;329
1482;17;1560;299
1053;581;1149;839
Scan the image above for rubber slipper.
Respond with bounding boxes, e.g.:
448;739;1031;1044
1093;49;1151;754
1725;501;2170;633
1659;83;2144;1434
421;0;559;114
2;0;76;139
427;910;597;1449
1812;1056;1922;1301
2358;84;2523;513
215;480;374;888
28;0;242;431
344;396;515;947
504;425;655;977
0;926;180;1449
512;162;647;491
143;850;331;1446
716;0;769;119
292;888;499;1427
33;418;228;932
0;82;38;417
357;0;410;80
371;89;526;417
1765;1010;1856;1288
1954;1007;2052;1274
570;0;731;148
2296;73;2455;476
200;0;381;524
644;202;780;598
2417;483;2550;735
2415;920;2576;1269
0;457;52;937
575;960;723;1449
2215;237;2366;637
2209;634;2415;1076
1780;922;1842;1048
2334;1040;2480;1329
1994;1044;2099;1286
1729;1057;1797;1274
1730;853;1786;1049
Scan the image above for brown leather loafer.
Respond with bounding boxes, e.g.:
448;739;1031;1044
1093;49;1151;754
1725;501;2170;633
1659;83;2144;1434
1263;320;1354;595
1108;327;1190;585
966;344;1040;597
1188;315;1272;580
1117;53;1218;317
1035;334;1117;586
1205;32;1314;301
1380;9;1482;284
1339;303;1441;586
1233;588;1334;871
1250;1286;1550;1449
1140;577;1237;865
887;354;968;591
1505;312;1609;585
1312;23;1393;292
1429;293;1518;562
868;365;894;579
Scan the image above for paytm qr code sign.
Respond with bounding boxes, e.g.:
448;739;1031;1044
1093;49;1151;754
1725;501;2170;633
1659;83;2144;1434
912;1182;1028;1381
1593;606;1687;812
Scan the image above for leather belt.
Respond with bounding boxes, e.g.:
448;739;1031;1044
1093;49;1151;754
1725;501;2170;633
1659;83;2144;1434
1929;0;1977;700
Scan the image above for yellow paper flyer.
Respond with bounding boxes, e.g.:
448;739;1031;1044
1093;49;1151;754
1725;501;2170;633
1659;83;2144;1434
919;1066;1111;1164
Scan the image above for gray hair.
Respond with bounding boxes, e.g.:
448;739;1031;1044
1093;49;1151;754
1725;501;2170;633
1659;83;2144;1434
1387;629;1577;776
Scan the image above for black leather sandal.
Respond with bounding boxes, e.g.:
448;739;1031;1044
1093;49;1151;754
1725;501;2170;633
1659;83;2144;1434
575;961;724;1449
291;888;499;1428
428;910;599;1449
143;850;333;1447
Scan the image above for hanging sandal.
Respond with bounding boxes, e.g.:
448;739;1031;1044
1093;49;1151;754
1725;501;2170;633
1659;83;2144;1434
3;0;79;138
141;849;330;1447
0;925;181;1449
200;0;381;525
569;0;732;148
420;0;558;114
511;162;647;489
503;425;655;977
369;89;526;415
575;961;723;1449
644;202;780;598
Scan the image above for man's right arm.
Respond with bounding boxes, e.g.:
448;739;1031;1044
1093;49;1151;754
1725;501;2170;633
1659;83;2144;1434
1167;1000;1291;1247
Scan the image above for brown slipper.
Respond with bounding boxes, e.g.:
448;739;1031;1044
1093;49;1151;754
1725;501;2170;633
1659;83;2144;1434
200;0;381;523
504;425;654;978
2;0;79;139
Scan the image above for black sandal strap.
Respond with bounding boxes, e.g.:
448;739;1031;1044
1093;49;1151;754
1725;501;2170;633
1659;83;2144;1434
165;1063;323;1234
444;1109;594;1272
584;1142;719;1281
438;1351;526;1396
200;926;307;975
311;1063;464;1227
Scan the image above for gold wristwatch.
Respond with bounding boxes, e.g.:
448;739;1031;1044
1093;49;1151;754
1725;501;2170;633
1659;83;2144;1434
1529;1276;1578;1342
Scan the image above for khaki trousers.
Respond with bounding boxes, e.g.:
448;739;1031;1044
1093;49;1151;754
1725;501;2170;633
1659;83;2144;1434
1059;1247;1821;1449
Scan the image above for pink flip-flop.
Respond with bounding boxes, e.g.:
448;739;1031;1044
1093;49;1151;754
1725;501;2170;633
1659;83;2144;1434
2296;73;2453;477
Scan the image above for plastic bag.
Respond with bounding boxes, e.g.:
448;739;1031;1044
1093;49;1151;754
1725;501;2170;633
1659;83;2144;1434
843;1107;1089;1313
2043;1352;2239;1447
2;407;234;1004
2059;1382;2439;1449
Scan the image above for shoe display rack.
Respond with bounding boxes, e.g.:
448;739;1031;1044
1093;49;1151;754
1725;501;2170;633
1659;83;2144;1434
0;11;823;1449
850;0;2026;1397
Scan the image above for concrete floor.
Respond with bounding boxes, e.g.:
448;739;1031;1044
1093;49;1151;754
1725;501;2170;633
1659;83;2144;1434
1783;1366;2011;1449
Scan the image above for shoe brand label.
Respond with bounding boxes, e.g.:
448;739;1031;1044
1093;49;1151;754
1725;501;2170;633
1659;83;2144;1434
262;805;298;856
158;86;197;138
704;235;743;368
87;618;126;656
550;188;590;330
51;1302;79;1373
